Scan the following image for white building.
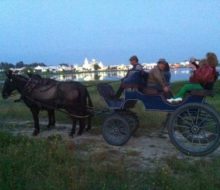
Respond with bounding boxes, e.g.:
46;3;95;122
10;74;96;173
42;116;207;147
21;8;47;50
81;58;106;71
10;67;26;73
116;64;128;70
34;65;48;72
82;58;92;70
142;63;157;70
57;64;73;72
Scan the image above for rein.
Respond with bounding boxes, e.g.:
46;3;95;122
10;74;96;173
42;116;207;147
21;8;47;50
85;80;120;88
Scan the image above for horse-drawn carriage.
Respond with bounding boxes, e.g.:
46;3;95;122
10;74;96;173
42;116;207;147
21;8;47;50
2;70;220;157
97;83;220;157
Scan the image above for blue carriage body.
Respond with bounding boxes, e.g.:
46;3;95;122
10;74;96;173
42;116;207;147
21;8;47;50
97;82;220;157
97;83;205;112
103;91;204;112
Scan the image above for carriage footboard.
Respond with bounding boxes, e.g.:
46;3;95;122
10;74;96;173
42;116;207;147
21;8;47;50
97;83;124;109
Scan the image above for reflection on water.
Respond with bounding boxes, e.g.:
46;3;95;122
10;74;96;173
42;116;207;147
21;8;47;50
51;71;127;82
51;68;193;82
170;68;191;82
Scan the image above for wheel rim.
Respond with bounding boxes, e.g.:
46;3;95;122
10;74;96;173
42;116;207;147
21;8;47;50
118;111;139;133
171;105;220;154
102;116;131;145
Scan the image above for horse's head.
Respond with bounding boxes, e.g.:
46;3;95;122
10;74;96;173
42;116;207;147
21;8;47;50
2;70;16;99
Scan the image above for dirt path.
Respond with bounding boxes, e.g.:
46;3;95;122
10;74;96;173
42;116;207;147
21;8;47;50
2;120;220;170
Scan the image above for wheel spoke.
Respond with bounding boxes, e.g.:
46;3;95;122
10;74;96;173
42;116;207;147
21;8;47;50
197;136;201;146
198;115;215;126
187;110;195;125
183;132;194;142
181;130;191;136
177;115;192;126
201;130;210;144
102;114;132;146
200;121;217;129
169;104;220;156
174;123;190;129
195;108;201;125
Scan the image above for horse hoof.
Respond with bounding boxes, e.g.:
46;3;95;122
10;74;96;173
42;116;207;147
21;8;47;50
69;133;74;138
32;130;39;136
47;125;55;129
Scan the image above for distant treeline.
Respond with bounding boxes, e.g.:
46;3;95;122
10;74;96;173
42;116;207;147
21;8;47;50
0;61;46;70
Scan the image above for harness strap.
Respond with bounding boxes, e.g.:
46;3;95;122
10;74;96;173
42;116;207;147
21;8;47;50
23;95;92;119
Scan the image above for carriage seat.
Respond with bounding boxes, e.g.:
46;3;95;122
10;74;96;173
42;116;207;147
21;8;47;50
190;89;214;97
97;83;137;109
97;83;116;99
124;85;162;96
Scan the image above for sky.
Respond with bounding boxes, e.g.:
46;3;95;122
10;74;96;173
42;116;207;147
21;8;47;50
0;0;220;65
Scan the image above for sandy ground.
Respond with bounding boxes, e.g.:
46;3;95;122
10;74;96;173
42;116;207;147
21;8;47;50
1;120;220;170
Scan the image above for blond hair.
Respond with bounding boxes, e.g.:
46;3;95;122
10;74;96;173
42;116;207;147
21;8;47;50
206;52;218;67
199;59;208;67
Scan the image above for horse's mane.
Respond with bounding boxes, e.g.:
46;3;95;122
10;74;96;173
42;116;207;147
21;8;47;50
27;73;42;80
14;74;29;81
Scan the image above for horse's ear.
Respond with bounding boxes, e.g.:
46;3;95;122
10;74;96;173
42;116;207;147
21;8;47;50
5;70;13;78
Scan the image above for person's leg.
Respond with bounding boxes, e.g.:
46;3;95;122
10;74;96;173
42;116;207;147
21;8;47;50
175;83;203;98
116;74;137;97
115;85;124;98
164;90;173;99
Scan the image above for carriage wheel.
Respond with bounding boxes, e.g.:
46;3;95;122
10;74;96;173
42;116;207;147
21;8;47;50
118;111;139;135
168;103;220;156
102;114;131;146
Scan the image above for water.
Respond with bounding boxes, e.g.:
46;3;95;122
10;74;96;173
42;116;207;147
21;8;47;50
0;67;219;84
170;68;192;82
50;71;125;82
49;68;196;82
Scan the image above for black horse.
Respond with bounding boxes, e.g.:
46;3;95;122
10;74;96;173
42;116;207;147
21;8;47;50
12;73;56;128
2;70;93;136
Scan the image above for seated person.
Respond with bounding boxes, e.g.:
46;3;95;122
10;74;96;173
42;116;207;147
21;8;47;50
147;59;171;98
189;57;199;69
204;52;219;90
115;55;143;98
164;60;171;85
167;53;218;103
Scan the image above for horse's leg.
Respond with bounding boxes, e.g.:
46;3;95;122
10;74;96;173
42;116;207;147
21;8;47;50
86;115;92;131
51;109;56;126
70;118;77;137
78;118;86;135
30;108;40;136
47;109;55;128
47;110;52;128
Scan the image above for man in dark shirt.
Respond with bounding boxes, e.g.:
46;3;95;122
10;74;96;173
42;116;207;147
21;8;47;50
115;55;143;98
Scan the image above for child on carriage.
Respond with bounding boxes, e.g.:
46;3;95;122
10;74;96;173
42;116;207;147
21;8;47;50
167;52;219;103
